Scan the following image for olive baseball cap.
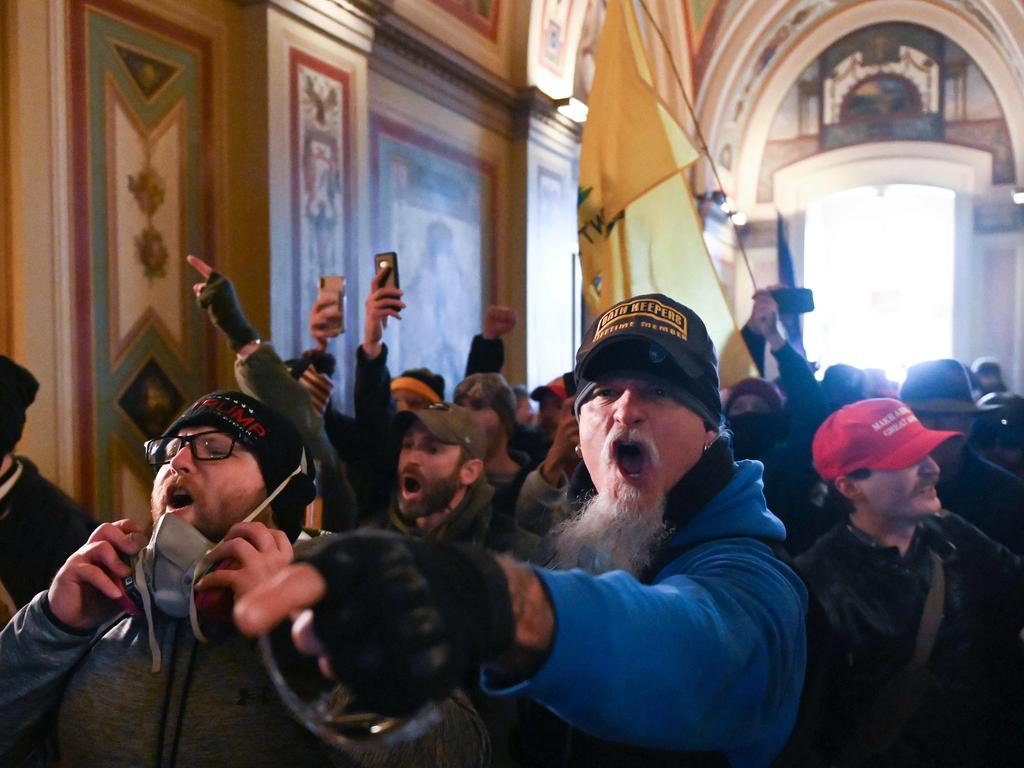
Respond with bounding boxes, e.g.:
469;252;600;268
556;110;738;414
394;402;486;459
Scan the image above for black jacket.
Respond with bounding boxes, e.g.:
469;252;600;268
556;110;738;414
0;458;95;609
937;445;1024;554
795;514;1024;766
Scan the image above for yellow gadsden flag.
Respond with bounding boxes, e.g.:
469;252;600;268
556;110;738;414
577;0;754;386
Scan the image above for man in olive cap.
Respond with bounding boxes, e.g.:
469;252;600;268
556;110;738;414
390;402;536;558
0;356;94;623
901;358;1024;552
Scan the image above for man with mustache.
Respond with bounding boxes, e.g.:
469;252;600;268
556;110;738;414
236;293;808;766
796;398;1024;766
0;391;488;767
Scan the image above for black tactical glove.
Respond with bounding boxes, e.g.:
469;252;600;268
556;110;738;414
196;271;260;350
300;530;515;717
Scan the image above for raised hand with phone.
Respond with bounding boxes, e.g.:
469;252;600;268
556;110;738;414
310;277;344;352
362;255;405;362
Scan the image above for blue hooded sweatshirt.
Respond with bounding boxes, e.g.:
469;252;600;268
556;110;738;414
483;460;807;767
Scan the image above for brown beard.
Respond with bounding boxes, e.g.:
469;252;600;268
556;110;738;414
398;466;463;521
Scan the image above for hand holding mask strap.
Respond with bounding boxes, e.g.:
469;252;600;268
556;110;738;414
240;449;309;527
187;450;311;643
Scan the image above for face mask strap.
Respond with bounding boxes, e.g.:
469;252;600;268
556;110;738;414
133;553;163;673
241;449;308;526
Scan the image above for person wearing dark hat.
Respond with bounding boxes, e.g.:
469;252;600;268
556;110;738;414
529;377;567;442
0;356;95;624
971;393;1024;480
0;389;488;767
796;398;1024;766
901;358;1024;553
724;376;787;461
235;293;808;766
389;403;536;558
971;356;1008;397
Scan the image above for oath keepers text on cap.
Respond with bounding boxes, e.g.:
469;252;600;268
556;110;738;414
594;299;689;343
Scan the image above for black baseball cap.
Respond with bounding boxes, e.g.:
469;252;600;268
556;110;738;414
574;294;721;427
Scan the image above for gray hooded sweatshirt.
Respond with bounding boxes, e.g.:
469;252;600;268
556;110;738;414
0;593;489;767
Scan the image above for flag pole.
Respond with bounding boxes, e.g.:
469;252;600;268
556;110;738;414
632;0;757;291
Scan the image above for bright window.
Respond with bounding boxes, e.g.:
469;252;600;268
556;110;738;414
803;184;955;383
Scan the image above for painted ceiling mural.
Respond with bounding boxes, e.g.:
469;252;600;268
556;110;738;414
756;22;1015;202
702;0;1023;174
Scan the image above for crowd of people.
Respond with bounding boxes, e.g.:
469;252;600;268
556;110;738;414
2;254;1024;767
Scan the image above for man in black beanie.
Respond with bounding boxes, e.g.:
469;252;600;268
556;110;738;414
0;356;95;623
0;388;489;766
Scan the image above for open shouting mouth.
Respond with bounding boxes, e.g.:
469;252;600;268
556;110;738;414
400;471;424;502
612;439;648;478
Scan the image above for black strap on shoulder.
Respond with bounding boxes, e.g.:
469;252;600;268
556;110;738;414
836;550;945;765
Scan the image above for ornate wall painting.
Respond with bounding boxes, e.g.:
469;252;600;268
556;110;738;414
428;0;501;41
370;114;495;399
70;0;212;517
289;48;353;359
538;0;576;77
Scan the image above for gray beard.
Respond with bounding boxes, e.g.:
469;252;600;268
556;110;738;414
550;488;668;576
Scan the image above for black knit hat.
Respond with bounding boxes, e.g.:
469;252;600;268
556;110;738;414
574;294;721;427
161;391;316;540
0;356;40;457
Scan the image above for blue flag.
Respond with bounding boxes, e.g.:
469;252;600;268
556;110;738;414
776;212;806;357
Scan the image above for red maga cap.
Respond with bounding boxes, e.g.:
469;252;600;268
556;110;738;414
812;398;961;481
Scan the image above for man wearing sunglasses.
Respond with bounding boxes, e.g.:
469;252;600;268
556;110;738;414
0;391;488;767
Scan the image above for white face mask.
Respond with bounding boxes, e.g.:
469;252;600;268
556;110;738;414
131;452;308;673
139;512;215;619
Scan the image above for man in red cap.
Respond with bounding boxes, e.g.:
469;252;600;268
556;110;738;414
795;398;1024;767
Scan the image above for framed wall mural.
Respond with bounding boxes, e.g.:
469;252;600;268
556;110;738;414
289;48;353;358
69;0;213;521
370;114;495;399
428;0;501;41
538;0;576;77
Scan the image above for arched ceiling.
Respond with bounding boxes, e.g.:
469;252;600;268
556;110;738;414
687;0;1024;206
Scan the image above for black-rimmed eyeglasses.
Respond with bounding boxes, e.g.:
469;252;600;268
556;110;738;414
144;430;240;467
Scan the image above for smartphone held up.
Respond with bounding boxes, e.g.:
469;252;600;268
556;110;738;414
375;252;399;290
317;276;345;335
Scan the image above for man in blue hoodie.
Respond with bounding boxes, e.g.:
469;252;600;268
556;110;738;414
237;293;808;767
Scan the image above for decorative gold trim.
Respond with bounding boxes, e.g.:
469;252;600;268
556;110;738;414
104;76;190;370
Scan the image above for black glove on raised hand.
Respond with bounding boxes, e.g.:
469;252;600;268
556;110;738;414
196;271;260;351
300;530;515;717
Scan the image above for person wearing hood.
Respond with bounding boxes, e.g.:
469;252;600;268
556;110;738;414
236;293;808;767
0;356;96;624
0;391;488;767
724;377;787;462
